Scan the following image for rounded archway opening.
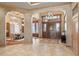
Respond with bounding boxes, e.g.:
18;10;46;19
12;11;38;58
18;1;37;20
5;11;25;45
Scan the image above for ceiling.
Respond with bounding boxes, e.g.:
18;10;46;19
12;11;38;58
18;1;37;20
0;2;71;10
7;11;24;19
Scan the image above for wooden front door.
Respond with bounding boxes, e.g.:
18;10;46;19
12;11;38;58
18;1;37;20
42;21;61;39
48;21;61;39
42;14;61;39
42;22;49;38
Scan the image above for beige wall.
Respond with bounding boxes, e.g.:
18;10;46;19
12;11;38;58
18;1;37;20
78;3;79;55
69;2;79;55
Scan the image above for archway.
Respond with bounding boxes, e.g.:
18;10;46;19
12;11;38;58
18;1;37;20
5;11;25;45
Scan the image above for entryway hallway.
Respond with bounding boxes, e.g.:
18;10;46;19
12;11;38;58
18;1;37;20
0;2;78;56
0;38;74;56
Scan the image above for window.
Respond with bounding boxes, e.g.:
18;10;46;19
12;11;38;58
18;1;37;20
10;22;21;34
32;23;36;33
65;17;67;32
14;23;20;34
32;22;38;33
56;23;60;32
43;24;47;32
36;23;38;33
42;15;60;21
65;22;67;31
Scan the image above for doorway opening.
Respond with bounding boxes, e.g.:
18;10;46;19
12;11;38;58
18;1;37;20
42;14;61;39
31;13;39;39
5;11;24;45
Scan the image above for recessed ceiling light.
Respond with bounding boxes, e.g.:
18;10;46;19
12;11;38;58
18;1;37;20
22;24;24;26
28;2;40;6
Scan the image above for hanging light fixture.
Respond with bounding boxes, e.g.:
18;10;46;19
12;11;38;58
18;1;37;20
46;11;53;20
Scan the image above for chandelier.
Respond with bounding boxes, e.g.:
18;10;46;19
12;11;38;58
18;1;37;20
46;11;53;20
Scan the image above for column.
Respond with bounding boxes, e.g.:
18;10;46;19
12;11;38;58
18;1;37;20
24;12;32;43
38;14;42;38
66;4;73;47
0;8;7;46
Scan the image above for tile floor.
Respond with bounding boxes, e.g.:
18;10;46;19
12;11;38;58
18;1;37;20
0;38;74;56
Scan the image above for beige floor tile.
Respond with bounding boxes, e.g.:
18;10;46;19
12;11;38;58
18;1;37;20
0;38;74;56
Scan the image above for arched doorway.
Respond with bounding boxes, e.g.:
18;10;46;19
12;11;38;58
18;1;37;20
5;11;25;45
